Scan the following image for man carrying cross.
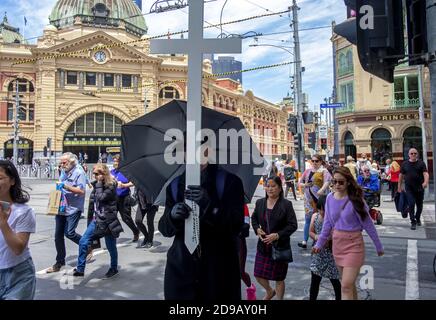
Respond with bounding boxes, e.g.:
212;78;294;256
152;0;245;301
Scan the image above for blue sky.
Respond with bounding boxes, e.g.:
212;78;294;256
1;0;346;107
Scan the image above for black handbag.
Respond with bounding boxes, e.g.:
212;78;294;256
271;244;293;262
266;207;293;262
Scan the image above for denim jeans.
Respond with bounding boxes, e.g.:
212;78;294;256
77;221;118;273
303;214;312;242
0;258;36;300
55;212;82;265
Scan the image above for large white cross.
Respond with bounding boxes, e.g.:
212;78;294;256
150;0;242;254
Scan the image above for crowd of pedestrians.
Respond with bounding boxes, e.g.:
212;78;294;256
0;146;430;300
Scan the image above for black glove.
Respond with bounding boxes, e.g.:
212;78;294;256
170;202;191;221
240;223;250;238
185;185;210;209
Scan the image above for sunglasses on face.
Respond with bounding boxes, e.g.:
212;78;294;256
364;169;370;172
312;159;320;163
410;153;417;155
331;179;346;186
93;172;102;176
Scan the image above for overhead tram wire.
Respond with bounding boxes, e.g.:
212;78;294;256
259;25;331;37
12;9;290;65
179;8;233;38
94;60;296;94
241;0;288;20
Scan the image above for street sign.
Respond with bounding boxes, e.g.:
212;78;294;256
320;103;344;109
319;125;328;139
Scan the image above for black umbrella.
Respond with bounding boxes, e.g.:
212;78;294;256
119;99;266;206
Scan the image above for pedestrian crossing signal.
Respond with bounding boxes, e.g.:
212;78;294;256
321;138;327;150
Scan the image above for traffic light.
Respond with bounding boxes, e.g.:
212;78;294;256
287;115;298;135
406;0;428;65
308;132;316;150
302;112;314;124
47;137;52;149
335;0;405;83
321;138;327;150
294;133;302;151
43;146;48;157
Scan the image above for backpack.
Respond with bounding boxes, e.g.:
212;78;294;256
284;166;295;181
170;169;227;202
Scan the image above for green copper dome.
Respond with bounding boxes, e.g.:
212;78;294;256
49;0;147;36
0;13;25;43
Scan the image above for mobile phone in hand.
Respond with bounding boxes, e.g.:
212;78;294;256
0;201;11;212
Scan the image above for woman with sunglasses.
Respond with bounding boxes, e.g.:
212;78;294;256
312;167;384;300
297;155;332;249
73;164;123;279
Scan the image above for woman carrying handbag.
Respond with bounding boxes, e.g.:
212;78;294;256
73;164;123;279
251;176;298;300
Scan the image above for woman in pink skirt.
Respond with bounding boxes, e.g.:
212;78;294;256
312;167;384;300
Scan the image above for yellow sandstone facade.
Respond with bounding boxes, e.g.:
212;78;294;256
0;2;292;164
332;32;433;171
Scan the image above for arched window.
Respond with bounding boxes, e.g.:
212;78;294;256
225;98;230;110
3;138;34;164
403;126;422;160
7;78;34;93
343;131;356;161
159;86;180;99
66;112;123;135
371;128;392;164
64;112;124;163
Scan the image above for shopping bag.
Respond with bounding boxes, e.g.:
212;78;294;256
47;190;62;215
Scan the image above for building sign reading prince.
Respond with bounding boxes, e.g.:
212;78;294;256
375;113;431;121
339;112;431;124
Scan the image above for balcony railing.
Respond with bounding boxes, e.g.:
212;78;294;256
337;65;354;77
391;98;420;109
336;104;355;115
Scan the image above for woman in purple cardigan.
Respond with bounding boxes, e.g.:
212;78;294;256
312;167;384;300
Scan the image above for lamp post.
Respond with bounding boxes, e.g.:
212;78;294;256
248;43;300;165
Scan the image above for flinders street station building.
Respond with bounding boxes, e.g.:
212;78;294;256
0;0;293;164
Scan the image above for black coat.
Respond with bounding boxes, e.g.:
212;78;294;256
158;165;244;301
89;180;123;239
251;197;298;255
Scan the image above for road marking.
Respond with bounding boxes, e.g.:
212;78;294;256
36;231;161;275
405;239;419;300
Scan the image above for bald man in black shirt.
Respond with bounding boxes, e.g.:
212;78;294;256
398;148;430;230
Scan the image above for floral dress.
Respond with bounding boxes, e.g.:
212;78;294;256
310;213;340;279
